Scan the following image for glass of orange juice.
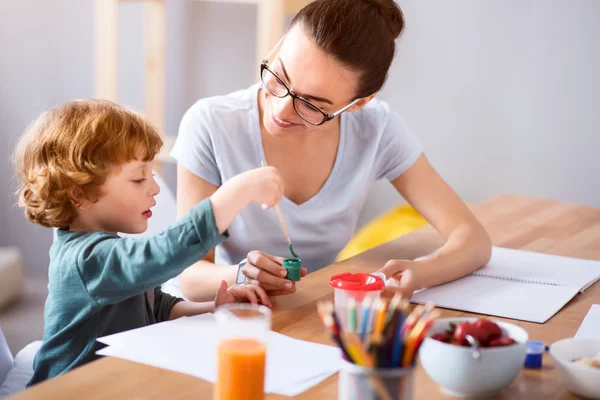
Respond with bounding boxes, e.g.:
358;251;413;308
214;303;271;400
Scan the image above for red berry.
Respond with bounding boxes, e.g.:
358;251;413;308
469;325;492;346
488;337;517;347
431;333;450;343
453;322;491;346
474;319;502;341
453;322;473;346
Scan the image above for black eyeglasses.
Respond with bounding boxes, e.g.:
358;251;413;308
259;36;360;126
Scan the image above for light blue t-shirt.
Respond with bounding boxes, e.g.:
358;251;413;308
171;84;422;273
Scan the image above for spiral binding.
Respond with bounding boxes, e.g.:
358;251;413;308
470;272;563;287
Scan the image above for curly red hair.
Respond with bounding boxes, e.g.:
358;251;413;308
13;99;163;228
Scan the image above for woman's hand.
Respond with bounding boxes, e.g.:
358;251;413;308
242;250;308;296
376;260;420;299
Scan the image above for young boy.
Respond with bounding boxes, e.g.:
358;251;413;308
13;99;283;385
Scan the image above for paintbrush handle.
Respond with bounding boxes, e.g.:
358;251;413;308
260;161;291;243
274;203;291;243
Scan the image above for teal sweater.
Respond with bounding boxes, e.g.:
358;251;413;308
29;199;227;385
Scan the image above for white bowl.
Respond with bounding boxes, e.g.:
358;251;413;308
419;317;528;398
549;338;600;399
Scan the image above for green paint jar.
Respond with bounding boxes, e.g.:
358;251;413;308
283;258;302;281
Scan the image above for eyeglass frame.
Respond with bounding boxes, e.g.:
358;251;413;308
259;36;361;126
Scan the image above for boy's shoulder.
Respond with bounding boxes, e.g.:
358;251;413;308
54;229;118;246
47;230;120;304
51;229;120;266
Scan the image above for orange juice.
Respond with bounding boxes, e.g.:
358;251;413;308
215;338;266;400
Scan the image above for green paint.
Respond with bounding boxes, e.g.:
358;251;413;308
289;243;299;258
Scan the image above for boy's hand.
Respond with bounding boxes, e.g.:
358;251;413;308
214;280;272;308
240;166;284;209
210;166;284;234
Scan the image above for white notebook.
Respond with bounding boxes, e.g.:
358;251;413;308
410;247;600;323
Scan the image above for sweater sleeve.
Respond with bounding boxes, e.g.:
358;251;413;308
75;198;227;306
153;287;184;322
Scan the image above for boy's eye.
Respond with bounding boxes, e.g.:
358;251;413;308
132;179;146;184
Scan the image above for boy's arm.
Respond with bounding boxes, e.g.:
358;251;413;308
168;280;272;319
77;167;281;307
153;287;186;322
78;198;227;306
152;286;215;321
168;299;216;319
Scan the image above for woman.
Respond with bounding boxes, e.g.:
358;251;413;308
168;0;492;301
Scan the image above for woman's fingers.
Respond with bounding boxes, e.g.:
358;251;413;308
244;251;291;289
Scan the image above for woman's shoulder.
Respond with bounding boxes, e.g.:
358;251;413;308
356;97;394;123
348;98;399;139
183;84;260;123
174;85;261;176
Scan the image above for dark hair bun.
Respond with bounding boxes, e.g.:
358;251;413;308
363;0;404;38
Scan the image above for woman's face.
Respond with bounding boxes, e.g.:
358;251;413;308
261;25;362;137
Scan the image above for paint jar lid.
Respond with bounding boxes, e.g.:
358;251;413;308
329;273;385;292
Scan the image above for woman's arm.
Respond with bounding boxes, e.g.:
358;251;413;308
176;164;238;301
176;165;303;301
379;153;492;295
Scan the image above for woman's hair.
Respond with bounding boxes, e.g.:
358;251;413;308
291;0;405;98
13;99;163;229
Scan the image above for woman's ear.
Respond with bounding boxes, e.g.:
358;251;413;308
348;93;377;112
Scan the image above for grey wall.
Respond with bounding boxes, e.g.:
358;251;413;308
1;0;599;274
359;0;600;226
0;0;94;274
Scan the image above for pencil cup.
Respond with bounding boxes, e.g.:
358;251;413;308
338;360;415;400
329;273;385;332
214;304;271;400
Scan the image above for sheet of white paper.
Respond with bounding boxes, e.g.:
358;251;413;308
575;304;600;338
269;371;336;397
97;313;215;346
97;344;335;397
96;314;342;395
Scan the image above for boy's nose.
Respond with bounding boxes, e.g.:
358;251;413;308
150;175;161;196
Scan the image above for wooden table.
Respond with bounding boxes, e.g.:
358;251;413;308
11;194;600;399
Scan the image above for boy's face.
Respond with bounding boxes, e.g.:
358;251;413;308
82;160;160;234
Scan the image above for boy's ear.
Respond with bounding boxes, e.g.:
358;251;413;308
69;187;92;210
347;93;377;113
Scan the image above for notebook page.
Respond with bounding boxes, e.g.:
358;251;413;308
471;247;600;292
410;274;580;323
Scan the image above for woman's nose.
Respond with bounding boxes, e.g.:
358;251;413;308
271;95;297;121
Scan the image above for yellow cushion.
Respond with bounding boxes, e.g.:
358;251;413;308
336;205;427;262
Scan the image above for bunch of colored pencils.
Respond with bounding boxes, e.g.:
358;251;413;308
317;294;439;369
